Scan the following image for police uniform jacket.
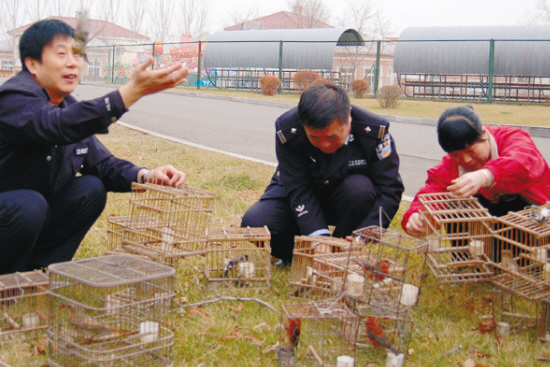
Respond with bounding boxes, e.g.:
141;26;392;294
262;105;404;236
0;70;141;199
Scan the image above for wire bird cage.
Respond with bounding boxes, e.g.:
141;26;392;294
491;203;550;302
289;236;362;301
346;226;428;316
107;183;215;266
418;193;495;284
47;255;175;367
205;226;271;288
279;297;358;367
345;297;414;367
0;271;49;340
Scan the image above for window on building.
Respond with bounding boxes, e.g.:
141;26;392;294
88;59;101;78
363;65;375;92
339;66;354;88
1;60;13;71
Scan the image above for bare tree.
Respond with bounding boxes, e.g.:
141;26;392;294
179;0;212;40
127;0;148;35
151;0;174;42
99;0;123;46
50;0;75;17
288;0;331;28
3;0;23;75
225;7;261;30
28;0;49;23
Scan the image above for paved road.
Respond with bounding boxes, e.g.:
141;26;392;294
73;84;550;200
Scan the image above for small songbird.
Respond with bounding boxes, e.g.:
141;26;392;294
61;304;135;340
223;254;249;278
355;258;391;281
285;315;301;349
501;249;520;273
365;316;398;354
72;10;91;62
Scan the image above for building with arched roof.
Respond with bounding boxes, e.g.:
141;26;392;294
394;25;550;103
202;28;366;91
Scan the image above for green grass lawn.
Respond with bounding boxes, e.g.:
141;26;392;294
1;91;549;366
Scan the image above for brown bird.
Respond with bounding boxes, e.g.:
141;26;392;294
501;249;520;273
355;258;391;281
284;315;301;349
72;10;91;62
365;316;398;354
61;304;136;340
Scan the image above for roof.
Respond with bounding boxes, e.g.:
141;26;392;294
224;11;333;31
8;16;149;42
203;28;364;70
394;25;550;77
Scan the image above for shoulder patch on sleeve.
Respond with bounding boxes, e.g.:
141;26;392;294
355;123;386;139
376;133;392;160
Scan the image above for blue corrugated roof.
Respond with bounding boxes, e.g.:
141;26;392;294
203;28;363;70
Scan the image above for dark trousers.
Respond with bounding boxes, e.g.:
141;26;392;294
241;174;377;262
0;176;107;274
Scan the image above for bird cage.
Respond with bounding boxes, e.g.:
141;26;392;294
113;183;215;266
289;236;362;301
279;297;358;367
418;193;495;284
538;297;550;342
346;226;428;316
205;226;271;288
492;288;540;337
0;271;49;340
491;203;550;302
345;298;414;367
47;255;175;367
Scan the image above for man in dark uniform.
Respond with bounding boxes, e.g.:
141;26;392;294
0;19;189;274
241;83;404;265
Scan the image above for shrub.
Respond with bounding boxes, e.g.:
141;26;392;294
293;70;321;91
350;79;370;99
259;75;281;96
375;85;405;108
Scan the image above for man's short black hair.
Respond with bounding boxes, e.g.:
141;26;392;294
298;82;351;130
19;19;74;72
437;105;484;153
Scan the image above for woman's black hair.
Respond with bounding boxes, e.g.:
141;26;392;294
437;105;484;153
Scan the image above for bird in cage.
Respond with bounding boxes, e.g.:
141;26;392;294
284;315;301;350
355;258;391;281
61;304;137;341
223;254;249;278
501;249;520;274
365;316;398;354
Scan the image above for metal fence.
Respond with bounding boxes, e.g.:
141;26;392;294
82;38;550;104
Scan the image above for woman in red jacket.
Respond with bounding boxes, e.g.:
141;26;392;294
402;105;550;236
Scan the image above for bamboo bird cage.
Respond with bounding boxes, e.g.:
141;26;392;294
418;193;495;284
47;255;175;367
0;271;49;341
205;226;271;288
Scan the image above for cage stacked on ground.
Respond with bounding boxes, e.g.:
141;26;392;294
204;226;271;288
0;271;49;341
417;193;495;284
47;255;175;367
107;183;215;267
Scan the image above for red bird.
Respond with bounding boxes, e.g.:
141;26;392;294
285;315;301;349
365;316;398;354
355;258;391;281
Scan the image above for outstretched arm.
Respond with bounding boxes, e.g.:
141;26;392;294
138;165;187;188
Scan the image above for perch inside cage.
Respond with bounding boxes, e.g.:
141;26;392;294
0;271;49;339
417;193;495;284
346;226;428;314
289;236;362;300
47;255;175;367
280;297;358;366
205;226;271;288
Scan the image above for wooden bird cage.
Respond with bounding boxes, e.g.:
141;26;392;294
289;236;362;301
108;183;215;266
418;193;495;284
492;288;540;338
491;203;550;302
345;297;414;366
538;296;550;342
279;297;358;367
205;226;271;288
347;226;428;316
0;271;49;340
47;255;175;367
